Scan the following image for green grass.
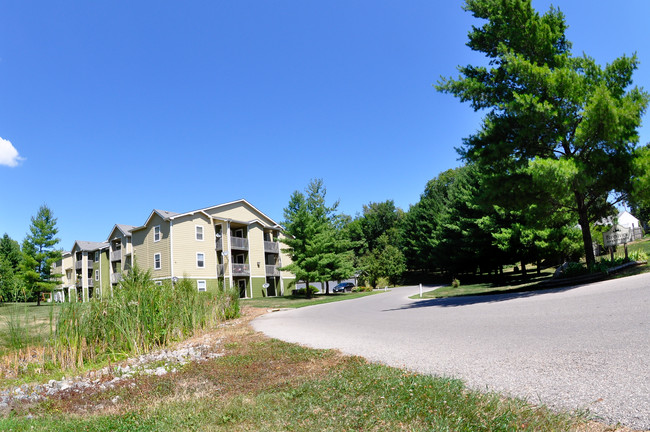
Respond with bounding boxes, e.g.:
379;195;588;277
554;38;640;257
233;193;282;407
0;302;61;351
414;268;555;300
0;324;584;431
242;290;381;309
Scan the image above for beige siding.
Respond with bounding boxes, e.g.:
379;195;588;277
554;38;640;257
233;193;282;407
171;213;217;278
206;202;276;226
132;213;171;279
248;224;266;277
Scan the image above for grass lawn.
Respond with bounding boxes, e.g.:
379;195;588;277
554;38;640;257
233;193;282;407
0;302;61;351
0;308;606;432
242;290;381;309
415;268;556;300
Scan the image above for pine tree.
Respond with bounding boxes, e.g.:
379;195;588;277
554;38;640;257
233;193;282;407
21;205;62;305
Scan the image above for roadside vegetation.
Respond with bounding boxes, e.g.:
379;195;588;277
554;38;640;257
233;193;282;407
0;266;239;384
0;308;598;432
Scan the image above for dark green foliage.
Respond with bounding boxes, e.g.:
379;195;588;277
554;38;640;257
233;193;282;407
281;179;354;297
20;205;62;304
0;234;24;302
438;0;649;268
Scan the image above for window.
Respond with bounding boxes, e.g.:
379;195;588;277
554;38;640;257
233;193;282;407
155;281;162;286
95;270;99;281
197;252;205;268
197;280;206;292
154;225;161;242
234;254;245;264
234;229;244;238
154;253;161;270
95;251;99;261
196;225;204;241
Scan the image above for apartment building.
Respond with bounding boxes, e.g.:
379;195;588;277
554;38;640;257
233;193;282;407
54;199;293;300
130;199;293;298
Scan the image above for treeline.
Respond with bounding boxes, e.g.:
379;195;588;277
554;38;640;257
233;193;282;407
0;205;61;303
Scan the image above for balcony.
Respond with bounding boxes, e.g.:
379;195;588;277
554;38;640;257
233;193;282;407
215;237;223;251
264;241;279;253
230;237;249;250
88;279;94;287
217;264;225;276
232;263;250;276
111;273;123;284
111;249;122;262
75;261;83;270
265;265;280;276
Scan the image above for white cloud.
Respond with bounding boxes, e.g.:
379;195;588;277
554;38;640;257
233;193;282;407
0;137;25;167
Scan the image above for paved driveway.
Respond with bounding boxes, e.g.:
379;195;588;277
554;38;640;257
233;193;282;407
252;274;650;429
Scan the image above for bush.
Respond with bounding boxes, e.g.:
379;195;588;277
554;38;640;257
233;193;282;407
292;286;319;296
352;286;373;292
451;278;460;288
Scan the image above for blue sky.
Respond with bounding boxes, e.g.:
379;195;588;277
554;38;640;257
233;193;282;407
1;1;648;250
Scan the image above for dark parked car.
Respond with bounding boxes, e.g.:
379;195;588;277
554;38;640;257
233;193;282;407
333;282;355;293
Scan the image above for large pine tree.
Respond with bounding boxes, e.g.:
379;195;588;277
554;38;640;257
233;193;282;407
21;205;61;305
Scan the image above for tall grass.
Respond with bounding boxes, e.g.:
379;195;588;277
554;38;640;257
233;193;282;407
53;266;240;368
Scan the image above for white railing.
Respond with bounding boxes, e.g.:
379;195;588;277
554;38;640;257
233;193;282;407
111;273;123;284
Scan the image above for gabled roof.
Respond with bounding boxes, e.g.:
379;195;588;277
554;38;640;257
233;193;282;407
108;224;136;240
169;199;282;228
132;209;180;232
71;240;109;252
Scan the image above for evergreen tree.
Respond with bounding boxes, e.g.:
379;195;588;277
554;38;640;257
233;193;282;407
280;180;353;298
0;234;23;302
21;205;62;305
438;0;649;268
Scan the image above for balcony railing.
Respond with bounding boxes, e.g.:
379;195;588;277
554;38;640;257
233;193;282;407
265;265;280;276
88;279;94;287
111;249;122;262
215;237;223;251
111;273;123;284
264;241;279;253
217;264;224;276
75;261;83;270
230;237;249;250
232;263;250;276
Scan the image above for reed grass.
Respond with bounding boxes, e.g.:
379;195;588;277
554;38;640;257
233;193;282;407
0;266;240;376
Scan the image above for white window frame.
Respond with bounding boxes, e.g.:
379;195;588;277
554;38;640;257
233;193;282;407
154;253;161;270
234;228;244;238
154;225;161;242
195;225;204;241
234;254;245;264
95;251;99;261
196;252;205;268
95;269;99;281
155;281;163;286
197;280;206;292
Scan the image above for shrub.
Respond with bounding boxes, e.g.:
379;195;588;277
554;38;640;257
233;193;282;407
292;286;319;296
352;286;373;292
451;278;460;288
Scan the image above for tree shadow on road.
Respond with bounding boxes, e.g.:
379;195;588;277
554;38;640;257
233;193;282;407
385;284;589;311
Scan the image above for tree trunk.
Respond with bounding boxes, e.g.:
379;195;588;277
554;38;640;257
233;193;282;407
305;279;312;299
521;260;527;277
537;258;541;275
575;192;596;268
36;291;41;306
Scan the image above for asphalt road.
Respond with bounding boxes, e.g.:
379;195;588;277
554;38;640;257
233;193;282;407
252;274;650;429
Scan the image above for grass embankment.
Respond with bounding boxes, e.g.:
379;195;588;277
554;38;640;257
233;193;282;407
417;237;650;300
0;308;595;432
242;290;380;309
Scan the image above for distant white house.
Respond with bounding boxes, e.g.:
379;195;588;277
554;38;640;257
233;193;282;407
617;210;641;229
